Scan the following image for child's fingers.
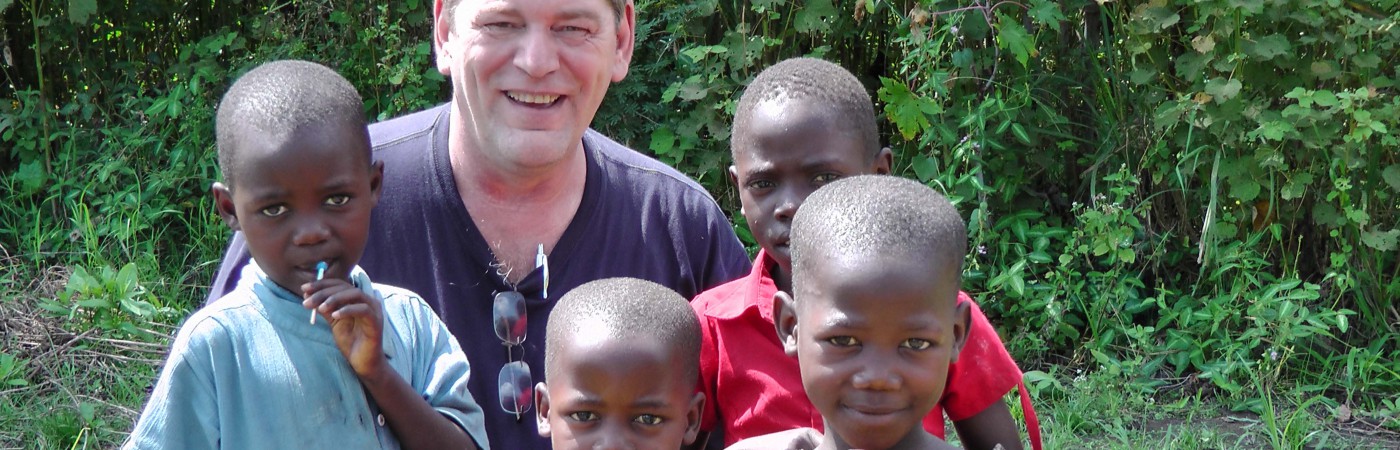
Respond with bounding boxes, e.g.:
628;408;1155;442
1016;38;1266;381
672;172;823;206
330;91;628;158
312;287;381;317
301;281;359;313
327;303;375;320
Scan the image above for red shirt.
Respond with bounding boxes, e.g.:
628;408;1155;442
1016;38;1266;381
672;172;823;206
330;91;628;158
693;250;1030;446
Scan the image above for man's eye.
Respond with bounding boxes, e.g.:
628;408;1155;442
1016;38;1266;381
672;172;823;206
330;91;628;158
325;195;350;206
902;339;932;350
566;411;599;422
259;205;288;217
826;336;859;347
814;173;842;184
633;414;664;425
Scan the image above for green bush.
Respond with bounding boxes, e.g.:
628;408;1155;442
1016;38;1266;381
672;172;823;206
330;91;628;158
2;0;1396;436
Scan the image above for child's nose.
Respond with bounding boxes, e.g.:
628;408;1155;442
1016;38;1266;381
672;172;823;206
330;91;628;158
591;429;634;450
292;217;331;246
774;190;800;221
851;352;903;390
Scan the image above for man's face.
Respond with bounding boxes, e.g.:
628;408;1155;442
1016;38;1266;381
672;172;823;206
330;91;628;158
790;253;965;450
434;0;635;170
535;329;703;449
731;97;881;271
213;122;382;293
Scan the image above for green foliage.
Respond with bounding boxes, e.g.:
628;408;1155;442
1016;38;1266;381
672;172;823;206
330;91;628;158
2;0;1398;444
40;263;172;338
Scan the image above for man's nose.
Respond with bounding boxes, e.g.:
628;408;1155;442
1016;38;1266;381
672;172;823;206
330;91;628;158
515;27;560;78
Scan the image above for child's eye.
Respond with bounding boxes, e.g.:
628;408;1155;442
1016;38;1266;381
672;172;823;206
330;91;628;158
566;411;599;422
902;338;932;350
259;205;288;217
826;336;859;347
325;195;350;206
813;173;842;184
633;414;664;425
746;180;776;190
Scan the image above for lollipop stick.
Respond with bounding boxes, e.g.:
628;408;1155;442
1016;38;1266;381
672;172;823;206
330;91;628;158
310;261;327;325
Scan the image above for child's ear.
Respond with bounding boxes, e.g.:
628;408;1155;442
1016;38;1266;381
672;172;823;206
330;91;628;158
773;292;800;356
949;300;971;363
683;391;706;445
367;160;385;206
872;147;893;175
534;382;551;438
728;164;740;188
211;182;241;231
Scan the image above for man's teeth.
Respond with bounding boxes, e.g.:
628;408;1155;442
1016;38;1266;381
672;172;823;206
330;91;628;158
508;92;559;104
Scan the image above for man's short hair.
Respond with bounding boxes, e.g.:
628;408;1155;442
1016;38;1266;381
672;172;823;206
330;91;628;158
544;277;701;385
790;175;966;282
442;0;627;25
215;59;366;188
731;57;880;159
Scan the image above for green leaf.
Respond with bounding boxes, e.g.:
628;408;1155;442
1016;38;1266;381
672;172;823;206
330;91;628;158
1382;165;1400;192
794;0;837;34
1204;78;1242;103
1312;203;1344;227
1245;34;1291;60
1360;229;1400;251
1010;123;1031;145
1136;5;1180;31
1027;0;1066;32
1353;53;1381;69
1345;208;1370;226
676;78;709;101
648;127;675;156
1281;173;1313;200
121;298;158;318
1174;53;1212;83
951;49;974;69
0;0;14;13
1129;68;1156;85
910;154;939;182
1312;90;1339;108
15;160;47;195
1230;178;1260;202
67;0;96;24
878;77;932;141
997;18;1034;68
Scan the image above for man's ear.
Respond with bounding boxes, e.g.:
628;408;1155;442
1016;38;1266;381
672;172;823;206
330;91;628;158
949;300;971;363
432;0;454;77
683;391;706;445
872;146;893;175
367;160;385;207
774;292;800;357
610;0;637;82
534;382;552;438
211;182;241;231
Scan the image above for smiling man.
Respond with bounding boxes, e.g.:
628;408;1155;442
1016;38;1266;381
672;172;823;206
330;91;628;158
204;1;751;448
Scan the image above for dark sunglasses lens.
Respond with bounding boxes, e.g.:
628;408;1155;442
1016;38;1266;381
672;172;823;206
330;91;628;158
497;360;533;414
493;291;527;345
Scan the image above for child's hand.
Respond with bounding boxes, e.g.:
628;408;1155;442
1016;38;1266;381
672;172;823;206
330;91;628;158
303;279;386;378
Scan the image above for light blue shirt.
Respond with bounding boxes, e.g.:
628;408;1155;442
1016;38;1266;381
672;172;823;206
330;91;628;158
124;262;489;449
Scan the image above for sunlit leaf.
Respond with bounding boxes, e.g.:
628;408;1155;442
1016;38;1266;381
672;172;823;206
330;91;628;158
997;17;1034;68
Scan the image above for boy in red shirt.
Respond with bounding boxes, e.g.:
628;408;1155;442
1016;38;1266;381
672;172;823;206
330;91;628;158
691;57;1040;450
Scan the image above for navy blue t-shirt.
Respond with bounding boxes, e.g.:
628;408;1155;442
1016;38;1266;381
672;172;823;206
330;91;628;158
205;104;751;449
